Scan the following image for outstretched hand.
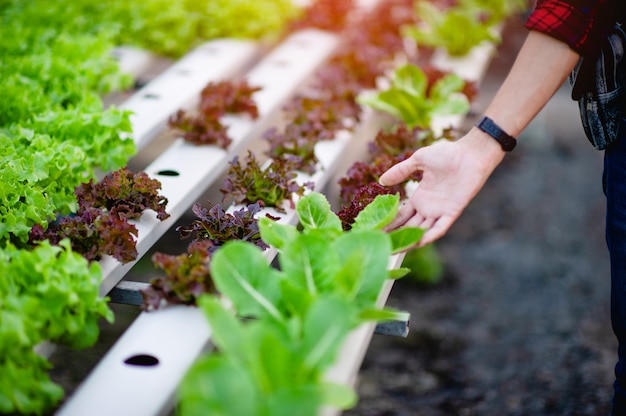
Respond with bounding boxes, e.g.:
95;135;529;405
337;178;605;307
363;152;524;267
379;130;506;247
378;30;580;247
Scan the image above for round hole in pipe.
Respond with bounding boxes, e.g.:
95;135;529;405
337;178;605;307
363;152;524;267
124;354;159;367
143;93;160;100
157;169;180;176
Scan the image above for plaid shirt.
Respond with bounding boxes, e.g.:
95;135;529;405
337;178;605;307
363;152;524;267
525;0;621;57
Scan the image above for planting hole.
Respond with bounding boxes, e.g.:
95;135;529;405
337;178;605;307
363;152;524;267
157;169;180;177
143;93;160;100
124;354;159;367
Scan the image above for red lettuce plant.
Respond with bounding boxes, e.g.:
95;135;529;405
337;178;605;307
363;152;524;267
221;151;312;213
263;91;362;174
282;95;360;133
141;202;279;310
337;182;396;230
311;63;365;109
288;0;355;33
338;152;416;203
309;0;415;93
29;167;169;263
176;202;274;251
321;46;389;91
168;80;262;148
349;0;417;55
28;207;138;263
75;167;170;221
141;240;216;310
198;79;262;118
368;124;459;158
167;110;232;148
263;125;320;174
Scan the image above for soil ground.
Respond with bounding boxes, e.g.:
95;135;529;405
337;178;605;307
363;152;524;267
344;17;616;416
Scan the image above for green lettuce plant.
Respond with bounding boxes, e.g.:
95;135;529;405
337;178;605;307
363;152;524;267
357;64;470;129
403;1;499;57
459;0;528;25
0;109;134;245
178;192;423;415
0;240;113;415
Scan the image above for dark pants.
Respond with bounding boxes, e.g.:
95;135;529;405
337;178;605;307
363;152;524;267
604;125;626;414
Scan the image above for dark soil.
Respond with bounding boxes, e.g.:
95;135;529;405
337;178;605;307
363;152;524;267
344;18;616;416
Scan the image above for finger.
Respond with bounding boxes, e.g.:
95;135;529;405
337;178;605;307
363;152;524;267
401;212;423;226
418;215;455;246
384;202;416;230
379;152;423;187
403;213;436;231
418;216;436;230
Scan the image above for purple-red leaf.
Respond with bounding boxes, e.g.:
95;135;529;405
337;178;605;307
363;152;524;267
75;167;170;221
28;207;138;263
141;240;216;310
221;151;312;213
337;182;396;231
176;202;272;251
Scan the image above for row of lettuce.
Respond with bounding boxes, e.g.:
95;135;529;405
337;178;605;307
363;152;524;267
0;0;526;414
0;0;302;246
0;0;302;414
142;0;526;415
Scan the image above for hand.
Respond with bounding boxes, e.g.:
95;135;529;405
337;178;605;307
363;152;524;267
379;130;505;246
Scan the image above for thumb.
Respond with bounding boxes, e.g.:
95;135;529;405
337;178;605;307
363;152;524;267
379;151;423;186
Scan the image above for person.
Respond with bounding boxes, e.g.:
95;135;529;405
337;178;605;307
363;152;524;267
379;0;626;413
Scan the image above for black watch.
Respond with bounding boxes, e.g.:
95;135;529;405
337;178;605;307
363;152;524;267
475;116;517;152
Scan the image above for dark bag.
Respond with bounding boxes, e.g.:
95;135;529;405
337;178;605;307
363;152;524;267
569;23;626;150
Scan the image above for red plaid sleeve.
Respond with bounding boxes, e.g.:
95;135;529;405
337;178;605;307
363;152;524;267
525;0;612;57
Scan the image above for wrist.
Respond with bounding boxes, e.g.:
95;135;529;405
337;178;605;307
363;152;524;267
462;127;507;171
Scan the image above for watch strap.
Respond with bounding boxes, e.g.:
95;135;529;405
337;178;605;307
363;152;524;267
475;116;517;152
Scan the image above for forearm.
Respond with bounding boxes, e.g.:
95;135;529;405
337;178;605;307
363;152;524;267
482;30;580;138
455;29;582;174
380;27;588;246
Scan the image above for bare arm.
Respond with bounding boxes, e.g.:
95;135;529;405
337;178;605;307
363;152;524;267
379;30;580;246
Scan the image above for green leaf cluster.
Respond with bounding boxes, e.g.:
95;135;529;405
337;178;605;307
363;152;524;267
0;1;136;244
0;0;302;241
107;0;300;58
1;0;300;62
459;0;528;25
0;110;134;245
0;240;113;415
0;0;297;413
198;0;301;46
178;192;424;415
74;0;301;59
0;2;132;127
403;1;502;57
357;64;470;128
